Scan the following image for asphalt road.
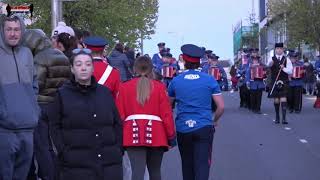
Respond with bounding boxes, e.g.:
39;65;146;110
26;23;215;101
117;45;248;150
161;91;320;180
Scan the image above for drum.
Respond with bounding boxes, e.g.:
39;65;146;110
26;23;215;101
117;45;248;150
292;66;304;78
250;66;265;79
161;66;175;78
209;67;221;80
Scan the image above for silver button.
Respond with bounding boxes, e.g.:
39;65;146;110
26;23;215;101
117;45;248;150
98;154;101;158
93;114;97;118
95;134;99;137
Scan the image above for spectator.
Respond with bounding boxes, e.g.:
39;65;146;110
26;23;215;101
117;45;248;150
74;28;91;49
108;43;132;81
23;29;71;180
0;15;40;180
49;48;123;180
303;57;316;95
51;21;75;50
55;32;78;59
124;46;135;79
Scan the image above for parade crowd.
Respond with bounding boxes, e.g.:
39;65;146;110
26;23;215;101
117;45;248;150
0;14;320;180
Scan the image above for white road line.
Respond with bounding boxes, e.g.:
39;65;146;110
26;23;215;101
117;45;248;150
284;127;291;130
263;113;268;116
299;139;308;144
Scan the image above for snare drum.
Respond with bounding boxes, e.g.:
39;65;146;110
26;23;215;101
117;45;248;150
292;66;304;79
209;67;221;80
161;66;175;78
250;65;265;79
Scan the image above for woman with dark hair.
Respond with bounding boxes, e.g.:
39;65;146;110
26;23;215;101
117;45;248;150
108;43;132;81
49;49;123;180
116;56;176;180
56;32;78;59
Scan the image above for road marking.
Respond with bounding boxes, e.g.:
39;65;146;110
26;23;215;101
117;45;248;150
263;113;268;116
284;127;291;130
299;139;308;144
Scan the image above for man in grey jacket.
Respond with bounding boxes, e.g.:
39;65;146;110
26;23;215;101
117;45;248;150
0;15;39;180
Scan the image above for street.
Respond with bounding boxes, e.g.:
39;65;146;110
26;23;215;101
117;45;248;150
161;91;320;180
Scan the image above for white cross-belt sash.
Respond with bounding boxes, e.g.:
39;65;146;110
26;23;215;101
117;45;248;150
125;114;162;122
125;114;162;144
97;65;113;85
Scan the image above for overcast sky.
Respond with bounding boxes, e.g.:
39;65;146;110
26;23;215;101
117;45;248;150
144;0;259;60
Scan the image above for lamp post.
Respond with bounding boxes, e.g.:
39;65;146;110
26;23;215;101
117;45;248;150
51;0;59;29
51;0;78;29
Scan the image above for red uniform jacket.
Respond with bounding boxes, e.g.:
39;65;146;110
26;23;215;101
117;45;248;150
93;58;120;98
116;78;176;148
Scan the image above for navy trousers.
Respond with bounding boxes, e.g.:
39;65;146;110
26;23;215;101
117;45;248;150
177;126;215;180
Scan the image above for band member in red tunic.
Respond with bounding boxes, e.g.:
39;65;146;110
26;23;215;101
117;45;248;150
83;36;120;98
116;56;176;180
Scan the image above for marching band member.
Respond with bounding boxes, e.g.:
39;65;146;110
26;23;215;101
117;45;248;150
248;48;259;63
168;44;224;180
205;54;227;91
287;51;304;113
152;42;166;68
160;52;178;87
267;43;293;124
200;50;212;70
245;55;266;114
237;51;250;108
116;56;176;180
83;36;120;98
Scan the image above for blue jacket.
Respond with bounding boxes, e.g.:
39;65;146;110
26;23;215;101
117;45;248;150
152;53;162;68
245;64;265;90
108;50;131;82
289;61;304;87
237;63;249;77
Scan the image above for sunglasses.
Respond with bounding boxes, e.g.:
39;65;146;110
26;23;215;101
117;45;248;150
72;48;92;55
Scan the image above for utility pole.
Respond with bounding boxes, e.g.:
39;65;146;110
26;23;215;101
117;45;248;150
51;0;59;29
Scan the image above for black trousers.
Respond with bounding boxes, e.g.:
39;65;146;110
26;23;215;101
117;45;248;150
250;89;263;112
177;126;215;180
287;86;303;112
239;85;250;107
27;104;55;180
127;147;164;180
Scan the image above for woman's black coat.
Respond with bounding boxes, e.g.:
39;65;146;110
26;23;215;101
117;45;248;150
49;78;123;180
